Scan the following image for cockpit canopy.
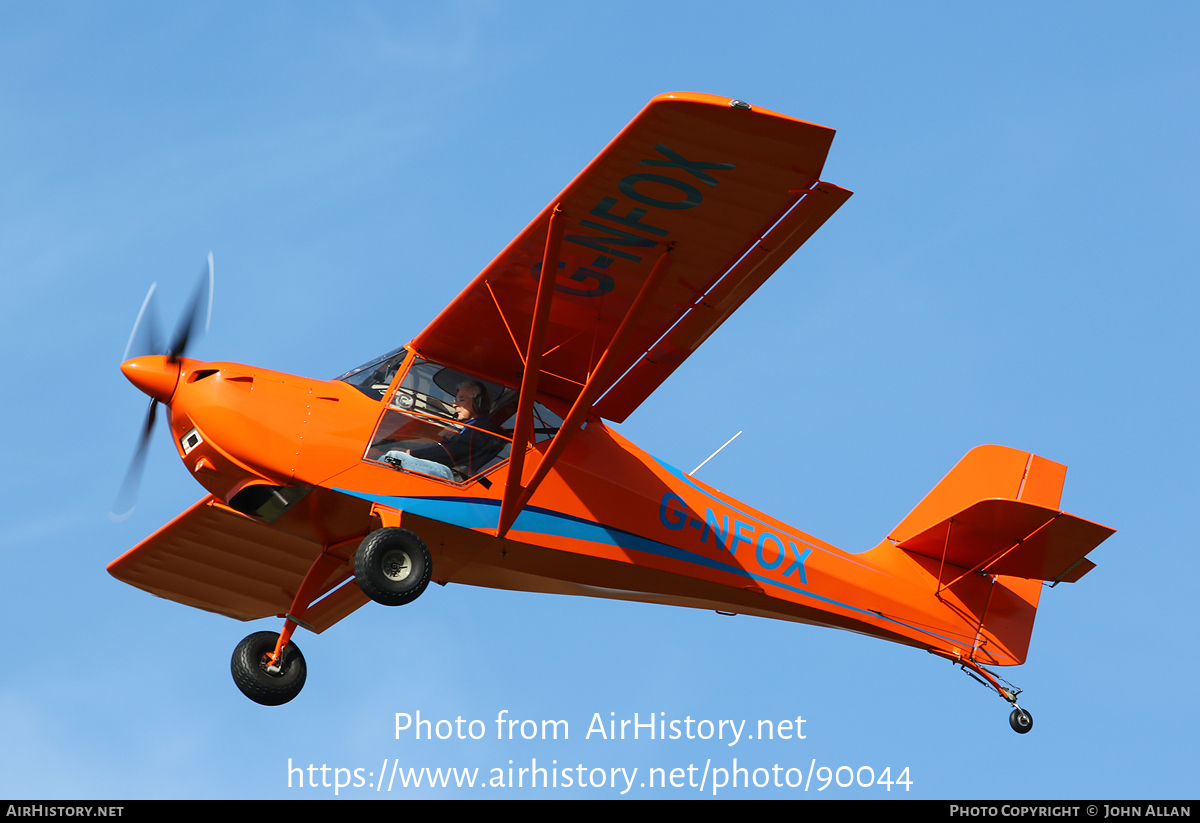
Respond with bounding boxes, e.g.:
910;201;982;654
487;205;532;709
336;348;562;485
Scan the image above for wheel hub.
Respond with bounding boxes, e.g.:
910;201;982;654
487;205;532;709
382;549;412;582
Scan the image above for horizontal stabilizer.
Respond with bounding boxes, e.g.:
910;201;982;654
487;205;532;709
896;498;1114;583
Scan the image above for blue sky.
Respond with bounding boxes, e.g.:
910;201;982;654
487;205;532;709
1;3;1196;799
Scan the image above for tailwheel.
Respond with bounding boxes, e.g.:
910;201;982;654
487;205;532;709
355;527;432;606
948;654;1035;734
231;631;306;706
1009;707;1034;734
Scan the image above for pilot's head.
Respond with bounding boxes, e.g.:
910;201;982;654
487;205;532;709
454;381;490;420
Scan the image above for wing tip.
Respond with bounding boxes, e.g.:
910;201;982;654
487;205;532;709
648;91;835;132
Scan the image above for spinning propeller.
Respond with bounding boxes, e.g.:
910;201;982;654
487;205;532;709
111;253;214;521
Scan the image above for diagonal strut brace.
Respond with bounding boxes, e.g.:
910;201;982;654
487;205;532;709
497;243;674;538
498;204;566;538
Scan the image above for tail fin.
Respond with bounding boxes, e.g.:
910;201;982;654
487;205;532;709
890;445;1067;543
887;445;1113;665
890;445;1111;584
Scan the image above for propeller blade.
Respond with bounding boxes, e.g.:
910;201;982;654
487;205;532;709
110;398;158;522
115;255;214;521
122;282;162;362
167;252;214;361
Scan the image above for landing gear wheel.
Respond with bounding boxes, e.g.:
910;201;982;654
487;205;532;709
231;631;306;706
1009;707;1034;734
355;527;432;606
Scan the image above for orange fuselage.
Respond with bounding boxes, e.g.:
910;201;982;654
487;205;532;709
121;351;1039;668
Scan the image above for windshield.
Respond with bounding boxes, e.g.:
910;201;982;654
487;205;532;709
334;347;408;400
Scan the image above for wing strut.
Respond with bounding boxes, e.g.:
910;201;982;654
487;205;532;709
499;205;565;536
497;244;675;538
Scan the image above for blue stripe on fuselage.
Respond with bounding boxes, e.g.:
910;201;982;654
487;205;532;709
331;486;965;648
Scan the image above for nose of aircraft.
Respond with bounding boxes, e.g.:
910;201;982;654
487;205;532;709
120;355;181;404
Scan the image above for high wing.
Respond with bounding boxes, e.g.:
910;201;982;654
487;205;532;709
411;92;851;423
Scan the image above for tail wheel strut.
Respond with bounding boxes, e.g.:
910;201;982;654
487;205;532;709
938;652;1034;734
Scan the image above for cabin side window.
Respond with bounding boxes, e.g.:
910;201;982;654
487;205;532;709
363;356;562;484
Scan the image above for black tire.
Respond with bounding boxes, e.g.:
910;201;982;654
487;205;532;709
231;631;306;706
1009;707;1034;734
355;527;432;606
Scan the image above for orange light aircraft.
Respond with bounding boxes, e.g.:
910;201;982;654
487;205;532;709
111;93;1113;732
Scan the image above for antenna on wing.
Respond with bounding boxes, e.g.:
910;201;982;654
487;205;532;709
691;430;742;476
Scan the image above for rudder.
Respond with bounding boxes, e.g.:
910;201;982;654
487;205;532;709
884;446;1110;665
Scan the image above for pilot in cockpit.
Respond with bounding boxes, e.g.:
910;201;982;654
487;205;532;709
381;380;504;480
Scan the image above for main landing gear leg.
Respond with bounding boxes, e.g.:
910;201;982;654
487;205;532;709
941;653;1034;734
231;550;346;706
